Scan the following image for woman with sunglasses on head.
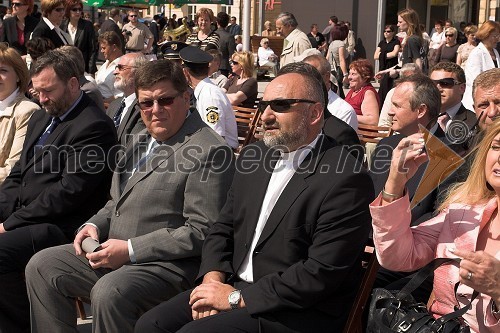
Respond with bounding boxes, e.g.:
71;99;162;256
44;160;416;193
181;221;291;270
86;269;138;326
31;0;71;48
185;7;219;51
223;51;257;108
436;27;460;64
374;24;401;108
60;0;96;75
0;0;38;56
0;44;39;184
462;21;500;111
456;25;478;69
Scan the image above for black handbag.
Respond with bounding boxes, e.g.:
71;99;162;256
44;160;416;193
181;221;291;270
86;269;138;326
367;258;479;333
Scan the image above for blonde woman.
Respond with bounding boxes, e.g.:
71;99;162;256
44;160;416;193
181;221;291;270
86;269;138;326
0;44;40;182
223;51;258;108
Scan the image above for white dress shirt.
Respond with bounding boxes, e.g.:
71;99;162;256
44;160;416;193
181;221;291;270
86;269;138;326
237;134;321;282
327;89;358;130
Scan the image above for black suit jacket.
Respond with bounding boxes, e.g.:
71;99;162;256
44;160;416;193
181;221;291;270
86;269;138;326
31;18;66;48
198;136;374;330
323;114;363;163
216;27;236;73
1;15;39;55
106;96;145;147
61;18;96;74
0;93;117;239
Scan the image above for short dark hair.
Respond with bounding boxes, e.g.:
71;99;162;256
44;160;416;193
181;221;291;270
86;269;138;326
98;31;123;50
330;16;338;24
31;49;79;83
217;12;230;28
26;37;55;62
431;61;466;83
277;62;326;110
135;60;188;96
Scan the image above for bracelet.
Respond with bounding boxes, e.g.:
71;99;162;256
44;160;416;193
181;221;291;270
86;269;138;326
381;187;404;202
343;73;348;77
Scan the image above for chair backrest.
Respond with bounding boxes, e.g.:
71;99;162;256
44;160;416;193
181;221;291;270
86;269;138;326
250;35;285;58
357;124;393;145
234;106;262;152
342;244;380;333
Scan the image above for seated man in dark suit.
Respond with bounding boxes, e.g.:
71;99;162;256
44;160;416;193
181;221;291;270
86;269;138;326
26;59;235;333
106;52;146;147
0;49;116;332
135;62;374;333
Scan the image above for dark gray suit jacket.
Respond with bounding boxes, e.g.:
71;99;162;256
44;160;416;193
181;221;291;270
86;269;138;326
106;96;145;147
87;111;235;286
216;27;236;73
1;15;39;55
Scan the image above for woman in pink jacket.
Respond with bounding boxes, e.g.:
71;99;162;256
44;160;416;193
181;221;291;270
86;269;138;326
370;120;500;332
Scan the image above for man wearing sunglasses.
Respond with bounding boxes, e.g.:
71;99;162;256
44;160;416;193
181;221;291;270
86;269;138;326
429;62;476;136
106;52;146;147
135;63;373;333
122;10;153;55
26;59;235;333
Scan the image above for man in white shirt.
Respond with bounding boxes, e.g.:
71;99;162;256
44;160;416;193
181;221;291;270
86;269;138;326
180;46;238;149
303;54;358;130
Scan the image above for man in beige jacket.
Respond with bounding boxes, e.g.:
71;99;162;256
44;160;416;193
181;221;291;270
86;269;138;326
276;12;312;67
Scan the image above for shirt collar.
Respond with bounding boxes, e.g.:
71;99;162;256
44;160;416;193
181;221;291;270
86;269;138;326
444;102;462;120
279;133;322;168
43;16;56;30
58;91;83;121
0;88;20;110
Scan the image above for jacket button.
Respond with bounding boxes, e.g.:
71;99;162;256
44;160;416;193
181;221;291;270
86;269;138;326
115;211;120;217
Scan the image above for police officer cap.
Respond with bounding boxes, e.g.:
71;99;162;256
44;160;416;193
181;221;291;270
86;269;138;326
160;41;188;60
179;46;213;69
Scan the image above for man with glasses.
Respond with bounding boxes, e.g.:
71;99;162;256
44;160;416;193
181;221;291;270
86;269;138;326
0;49;116;333
429;61;476;138
31;0;70;48
122;10;153;54
25;59;235;333
106;52;146;147
135;62;373;333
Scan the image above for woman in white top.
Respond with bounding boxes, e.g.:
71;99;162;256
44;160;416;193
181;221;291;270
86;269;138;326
428;20;445;68
95;31;123;103
257;38;278;67
462;21;500;110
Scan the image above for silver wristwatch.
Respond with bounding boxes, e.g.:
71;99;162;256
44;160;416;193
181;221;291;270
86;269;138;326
228;289;241;310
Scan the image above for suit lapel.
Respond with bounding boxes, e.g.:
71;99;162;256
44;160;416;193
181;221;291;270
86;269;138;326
244;145;280;246
74;19;84;45
117;99;138;139
22;112;50;170
255;136;330;248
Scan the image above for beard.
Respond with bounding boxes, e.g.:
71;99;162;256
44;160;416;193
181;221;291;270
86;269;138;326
114;75;132;92
42;87;73;117
262;113;309;151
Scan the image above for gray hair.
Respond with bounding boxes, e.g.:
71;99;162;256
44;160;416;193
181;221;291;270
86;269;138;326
277;12;298;28
395;74;440;119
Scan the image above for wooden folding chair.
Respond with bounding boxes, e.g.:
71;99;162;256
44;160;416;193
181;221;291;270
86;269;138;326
234;106;262;153
357;124;393;146
342;244;380;333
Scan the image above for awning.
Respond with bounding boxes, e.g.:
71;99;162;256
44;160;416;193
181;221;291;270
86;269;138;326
83;0;233;7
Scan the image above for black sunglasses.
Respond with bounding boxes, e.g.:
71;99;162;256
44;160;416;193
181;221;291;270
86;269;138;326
384;30;393;33
257;99;316;113
70;7;83;12
129;14;137;17
54;7;65;12
431;78;462;88
139;93;182;110
445;34;454;37
230;60;239;65
12;2;27;7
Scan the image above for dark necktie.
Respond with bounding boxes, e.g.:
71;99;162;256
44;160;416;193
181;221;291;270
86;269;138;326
36;117;61;148
113;99;126;128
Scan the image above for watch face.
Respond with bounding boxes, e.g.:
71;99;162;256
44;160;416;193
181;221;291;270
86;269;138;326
229;290;240;303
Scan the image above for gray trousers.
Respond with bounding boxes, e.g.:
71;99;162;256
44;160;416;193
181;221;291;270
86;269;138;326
25;244;187;333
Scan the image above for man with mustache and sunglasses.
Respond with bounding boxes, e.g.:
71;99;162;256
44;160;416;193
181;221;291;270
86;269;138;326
25;60;235;333
135;63;373;333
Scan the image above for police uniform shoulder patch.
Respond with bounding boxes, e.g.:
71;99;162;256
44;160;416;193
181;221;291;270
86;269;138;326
206;106;219;124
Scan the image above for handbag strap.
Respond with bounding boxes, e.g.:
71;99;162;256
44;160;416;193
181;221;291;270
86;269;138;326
397;258;460;299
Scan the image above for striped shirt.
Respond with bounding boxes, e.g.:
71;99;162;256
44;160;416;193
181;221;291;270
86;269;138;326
186;30;220;51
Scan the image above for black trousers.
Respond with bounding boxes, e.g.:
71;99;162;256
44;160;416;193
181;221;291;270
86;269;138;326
0;223;68;332
135;287;346;333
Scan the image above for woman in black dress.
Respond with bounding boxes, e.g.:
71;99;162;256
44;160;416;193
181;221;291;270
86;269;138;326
374;24;400;107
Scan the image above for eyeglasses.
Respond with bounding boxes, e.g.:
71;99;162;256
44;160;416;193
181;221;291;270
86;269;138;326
445;34;454;37
115;64;136;71
230;60;239;65
257;99;316;113
129;14;137;17
384;30;393;33
70;7;83;12
431;78;462;88
139;92;183;111
54;7;65;12
12;2;27;7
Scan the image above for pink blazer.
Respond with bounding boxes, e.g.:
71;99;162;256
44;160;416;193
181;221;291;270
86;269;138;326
370;194;500;333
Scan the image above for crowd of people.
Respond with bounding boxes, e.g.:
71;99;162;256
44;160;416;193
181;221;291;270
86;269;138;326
0;2;498;332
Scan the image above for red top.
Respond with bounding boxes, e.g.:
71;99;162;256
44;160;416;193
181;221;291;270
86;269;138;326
16;25;24;46
345;84;379;115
